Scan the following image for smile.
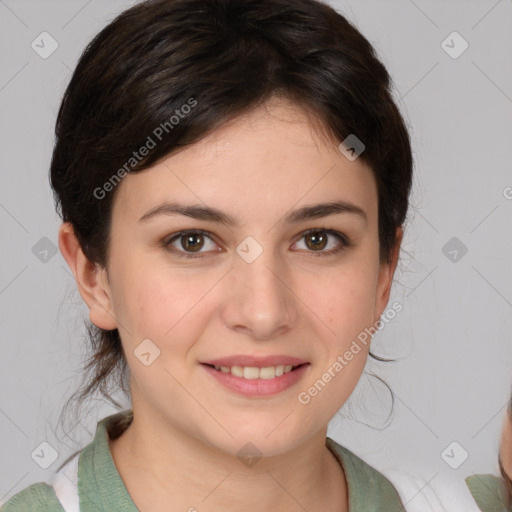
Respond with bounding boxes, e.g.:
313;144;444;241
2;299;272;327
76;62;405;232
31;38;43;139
207;364;302;380
200;362;310;396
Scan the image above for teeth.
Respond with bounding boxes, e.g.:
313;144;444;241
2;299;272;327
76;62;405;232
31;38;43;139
231;365;244;378
212;364;299;379
243;367;259;379
259;366;277;379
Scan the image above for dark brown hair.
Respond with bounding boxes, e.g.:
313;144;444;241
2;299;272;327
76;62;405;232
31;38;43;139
50;0;413;426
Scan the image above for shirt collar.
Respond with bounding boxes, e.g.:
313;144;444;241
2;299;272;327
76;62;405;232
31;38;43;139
76;409;403;512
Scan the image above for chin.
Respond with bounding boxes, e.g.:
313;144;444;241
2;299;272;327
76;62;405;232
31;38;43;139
206;419;313;460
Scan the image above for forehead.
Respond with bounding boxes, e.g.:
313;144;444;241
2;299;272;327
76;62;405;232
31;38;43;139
112;99;378;227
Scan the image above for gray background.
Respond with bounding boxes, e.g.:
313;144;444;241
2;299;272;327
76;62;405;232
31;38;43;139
1;0;511;508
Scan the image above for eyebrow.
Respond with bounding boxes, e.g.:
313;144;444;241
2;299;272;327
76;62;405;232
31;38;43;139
138;200;367;226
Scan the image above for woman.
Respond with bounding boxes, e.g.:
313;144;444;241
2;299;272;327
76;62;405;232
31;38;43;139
0;0;413;510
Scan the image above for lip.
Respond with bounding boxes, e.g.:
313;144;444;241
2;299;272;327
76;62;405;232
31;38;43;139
201;355;308;367
201;361;310;397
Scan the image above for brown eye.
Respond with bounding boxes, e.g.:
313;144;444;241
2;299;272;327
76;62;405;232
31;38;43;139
304;231;328;251
165;230;220;258
180;232;205;252
293;228;349;256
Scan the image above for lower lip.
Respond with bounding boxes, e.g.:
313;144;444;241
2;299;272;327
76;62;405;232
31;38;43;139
201;363;309;397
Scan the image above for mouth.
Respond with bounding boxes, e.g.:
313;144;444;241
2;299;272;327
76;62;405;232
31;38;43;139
201;362;308;380
200;355;310;396
200;356;310;397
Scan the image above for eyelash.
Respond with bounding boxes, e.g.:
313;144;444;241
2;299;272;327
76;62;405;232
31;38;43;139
163;228;350;260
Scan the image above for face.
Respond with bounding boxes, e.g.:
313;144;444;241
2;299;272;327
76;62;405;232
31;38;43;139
500;409;512;479
74;97;400;458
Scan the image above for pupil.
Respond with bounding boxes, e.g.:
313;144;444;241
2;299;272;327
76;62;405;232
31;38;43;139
183;234;203;252
307;231;326;250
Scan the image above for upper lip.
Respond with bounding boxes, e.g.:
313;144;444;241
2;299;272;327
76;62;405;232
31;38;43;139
201;355;308;367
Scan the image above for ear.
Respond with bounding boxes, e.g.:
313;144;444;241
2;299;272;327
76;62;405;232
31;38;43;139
58;222;118;330
374;226;403;321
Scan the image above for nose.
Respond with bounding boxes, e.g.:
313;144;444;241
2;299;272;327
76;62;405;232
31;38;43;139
221;248;299;341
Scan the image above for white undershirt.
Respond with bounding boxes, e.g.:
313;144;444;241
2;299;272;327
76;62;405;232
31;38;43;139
49;452;80;512
385;469;481;512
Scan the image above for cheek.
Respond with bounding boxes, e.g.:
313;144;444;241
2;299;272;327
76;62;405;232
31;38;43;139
304;259;378;341
112;263;196;334
295;279;375;422
114;269;209;392
112;264;223;370
294;258;377;404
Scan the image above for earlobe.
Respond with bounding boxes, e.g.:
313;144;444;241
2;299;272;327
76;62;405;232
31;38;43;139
58;222;118;330
374;226;403;321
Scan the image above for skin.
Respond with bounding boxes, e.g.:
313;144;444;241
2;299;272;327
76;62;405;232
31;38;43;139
59;96;402;512
500;409;512;480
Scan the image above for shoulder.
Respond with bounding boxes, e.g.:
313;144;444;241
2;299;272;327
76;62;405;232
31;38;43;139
327;439;397;488
465;474;511;512
0;482;64;512
1;410;132;512
326;437;404;511
386;469;485;512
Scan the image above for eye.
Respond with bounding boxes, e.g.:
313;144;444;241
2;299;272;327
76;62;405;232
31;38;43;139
292;228;349;256
163;228;350;260
164;230;221;259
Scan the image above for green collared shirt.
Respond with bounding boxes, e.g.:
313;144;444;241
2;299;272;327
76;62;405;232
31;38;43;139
466;474;512;512
1;410;404;511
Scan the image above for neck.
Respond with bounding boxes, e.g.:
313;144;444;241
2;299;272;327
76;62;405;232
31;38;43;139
108;406;348;512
